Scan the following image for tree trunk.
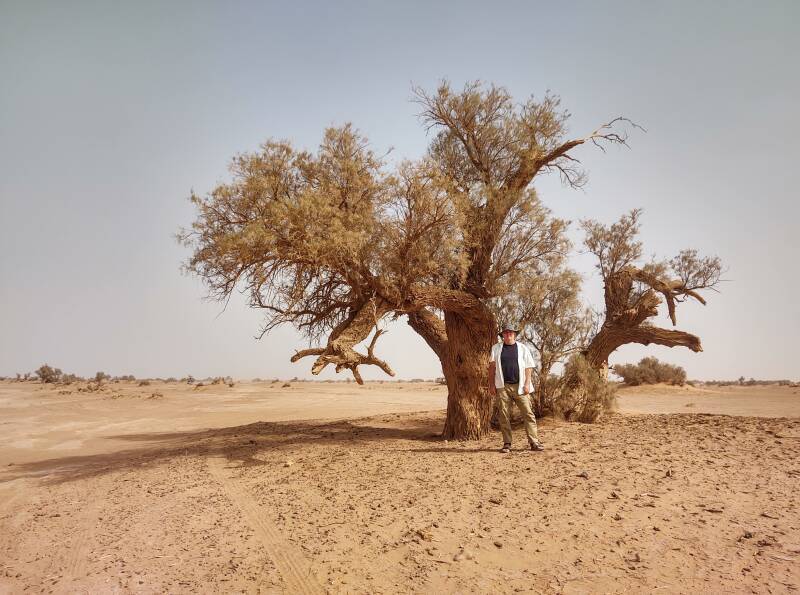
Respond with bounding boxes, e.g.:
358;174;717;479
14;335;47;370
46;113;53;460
440;310;495;440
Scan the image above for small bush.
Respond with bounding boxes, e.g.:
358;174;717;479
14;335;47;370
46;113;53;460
138;380;151;386
557;354;617;423
165;377;177;383
95;371;110;383
532;374;564;419
282;382;291;388
36;364;63;384
612;357;687;386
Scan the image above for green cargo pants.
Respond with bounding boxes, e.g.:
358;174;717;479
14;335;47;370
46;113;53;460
496;383;540;446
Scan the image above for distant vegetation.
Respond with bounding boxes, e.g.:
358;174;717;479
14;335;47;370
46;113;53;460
613;357;687;386
701;377;798;387
2;367;796;391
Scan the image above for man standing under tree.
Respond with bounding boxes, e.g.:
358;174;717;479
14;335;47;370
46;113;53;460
489;325;544;453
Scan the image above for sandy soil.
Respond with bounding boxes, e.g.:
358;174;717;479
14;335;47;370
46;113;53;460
1;380;799;594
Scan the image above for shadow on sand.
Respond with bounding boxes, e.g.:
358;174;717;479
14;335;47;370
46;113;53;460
1;412;445;485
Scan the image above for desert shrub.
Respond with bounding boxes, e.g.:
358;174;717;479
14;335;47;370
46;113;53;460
61;373;82;384
94;371;110;383
612;357;686;386
165;377;177;383
228;382;235;388
36;364;63;384
185;375;196;384
531;373;565;419
556;354;617;422
138;380;151;386
282;382;291;388
118;374;136;382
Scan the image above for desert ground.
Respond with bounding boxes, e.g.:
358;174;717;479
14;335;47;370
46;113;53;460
0;380;798;594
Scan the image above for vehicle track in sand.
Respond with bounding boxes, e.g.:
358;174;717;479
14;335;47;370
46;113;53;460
52;479;102;590
207;456;324;595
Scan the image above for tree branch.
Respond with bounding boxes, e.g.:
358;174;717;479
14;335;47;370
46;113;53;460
407;308;449;361
290;299;395;383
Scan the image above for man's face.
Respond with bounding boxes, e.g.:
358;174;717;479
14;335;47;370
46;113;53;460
502;330;516;344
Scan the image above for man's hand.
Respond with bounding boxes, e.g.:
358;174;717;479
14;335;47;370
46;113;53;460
488;384;496;397
524;381;533;395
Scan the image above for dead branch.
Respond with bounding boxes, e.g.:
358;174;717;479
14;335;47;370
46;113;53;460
290;299;395;383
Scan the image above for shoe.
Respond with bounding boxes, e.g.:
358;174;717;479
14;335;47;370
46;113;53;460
500;443;511;453
529;441;545;451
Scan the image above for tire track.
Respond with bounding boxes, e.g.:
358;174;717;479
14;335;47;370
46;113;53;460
207;456;324;594
59;480;101;587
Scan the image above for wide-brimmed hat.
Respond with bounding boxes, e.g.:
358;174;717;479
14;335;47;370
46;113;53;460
497;323;520;336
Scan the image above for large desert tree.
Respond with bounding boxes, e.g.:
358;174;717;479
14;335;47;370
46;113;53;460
180;81;632;439
580;209;722;373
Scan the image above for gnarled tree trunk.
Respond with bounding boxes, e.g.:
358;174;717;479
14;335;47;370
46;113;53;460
440;310;495;439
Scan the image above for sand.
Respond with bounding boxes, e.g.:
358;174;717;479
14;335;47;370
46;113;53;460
1;380;799;593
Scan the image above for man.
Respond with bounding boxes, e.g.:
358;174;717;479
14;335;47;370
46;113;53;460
488;324;544;453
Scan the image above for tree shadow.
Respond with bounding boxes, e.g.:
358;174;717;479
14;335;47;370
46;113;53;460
1;412;445;486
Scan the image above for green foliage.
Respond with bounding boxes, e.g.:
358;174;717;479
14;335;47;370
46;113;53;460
613;357;687;386
557;354;617;422
36;364;63;384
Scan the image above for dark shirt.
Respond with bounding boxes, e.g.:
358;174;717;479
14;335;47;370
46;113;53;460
500;343;519;385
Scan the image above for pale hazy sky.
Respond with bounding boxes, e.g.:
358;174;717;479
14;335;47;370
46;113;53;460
1;1;798;381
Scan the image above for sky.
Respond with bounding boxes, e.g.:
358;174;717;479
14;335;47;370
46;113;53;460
1;0;798;381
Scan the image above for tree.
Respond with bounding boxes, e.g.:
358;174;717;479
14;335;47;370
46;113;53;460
36;363;63;384
581;210;722;374
613;357;687;386
181;81;633;439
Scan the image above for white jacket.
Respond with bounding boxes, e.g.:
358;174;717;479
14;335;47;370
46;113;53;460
490;341;536;394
